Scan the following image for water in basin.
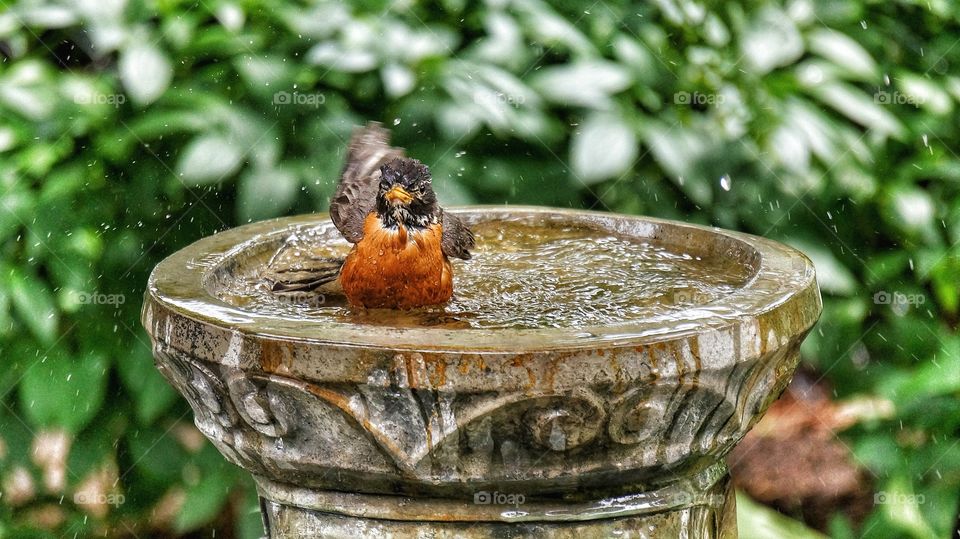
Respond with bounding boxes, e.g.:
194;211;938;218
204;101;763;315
213;218;756;330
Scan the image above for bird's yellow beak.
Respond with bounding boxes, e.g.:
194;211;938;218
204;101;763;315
385;184;414;204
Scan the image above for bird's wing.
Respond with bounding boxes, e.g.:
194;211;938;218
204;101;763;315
265;256;345;293
330;122;405;243
261;242;345;293
441;210;476;260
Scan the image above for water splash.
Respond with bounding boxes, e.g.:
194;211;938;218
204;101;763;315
216;220;752;330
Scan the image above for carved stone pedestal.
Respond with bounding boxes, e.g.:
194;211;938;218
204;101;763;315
142;207;821;538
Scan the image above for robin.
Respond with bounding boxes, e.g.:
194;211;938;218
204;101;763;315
267;122;475;309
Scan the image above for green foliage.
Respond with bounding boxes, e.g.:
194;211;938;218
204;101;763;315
0;0;958;537
737;492;828;539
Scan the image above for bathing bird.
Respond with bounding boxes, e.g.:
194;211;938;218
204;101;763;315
266;122;474;309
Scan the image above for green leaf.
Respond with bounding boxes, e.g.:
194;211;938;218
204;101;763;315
570;112;637;184
18;5;77;27
808;29;878;80
889;337;960;398
116;341;177;425
612;34;658;83
8;268;58;345
0;60;57;120
177;133;244;185
885;186;937;241
807;82;904;139
737;491;828;538
512;0;592;56
234;55;292;91
125;426;189;486
175;448;235;532
530;60;632;108
19;349;108;433
307;43;378;73
785;240;858;296
381;63;416;98
739;6;804;74
880;476;938;539
644;125;713;205
120;42;173;106
236;166;299;222
277;3;349;39
235;476;266;539
0;184;34;244
898;73;953;115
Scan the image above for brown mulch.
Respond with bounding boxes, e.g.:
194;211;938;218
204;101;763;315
728;370;877;531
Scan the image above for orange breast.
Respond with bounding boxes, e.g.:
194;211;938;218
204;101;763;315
340;213;454;309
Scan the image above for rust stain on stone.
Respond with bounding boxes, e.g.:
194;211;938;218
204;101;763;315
607;350;626;394
395;352;447;389
402;353;420;389
542;354;561;392
640;345;659;372
457;354;486;375
354;350;381;380
510;353;537;390
259;339;284;373
689;337;702;372
758;316;769;356
421;353;448;388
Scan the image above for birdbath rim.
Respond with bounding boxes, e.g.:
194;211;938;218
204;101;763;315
143;205;821;354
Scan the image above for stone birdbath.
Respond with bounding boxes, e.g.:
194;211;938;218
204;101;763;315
141;206;820;538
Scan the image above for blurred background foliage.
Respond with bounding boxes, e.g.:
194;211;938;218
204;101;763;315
0;0;958;537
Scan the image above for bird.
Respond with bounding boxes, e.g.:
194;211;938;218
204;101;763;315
265;122;475;309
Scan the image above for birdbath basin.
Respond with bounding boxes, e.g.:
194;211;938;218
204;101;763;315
141;206;820;538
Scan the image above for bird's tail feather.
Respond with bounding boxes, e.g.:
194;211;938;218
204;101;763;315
264;256;345;293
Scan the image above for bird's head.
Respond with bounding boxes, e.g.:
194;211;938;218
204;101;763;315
376;158;439;229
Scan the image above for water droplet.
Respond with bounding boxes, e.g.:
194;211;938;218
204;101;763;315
860;20;867;29
393;118;401;126
883;73;891;85
922;134;929;147
719;174;731;191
